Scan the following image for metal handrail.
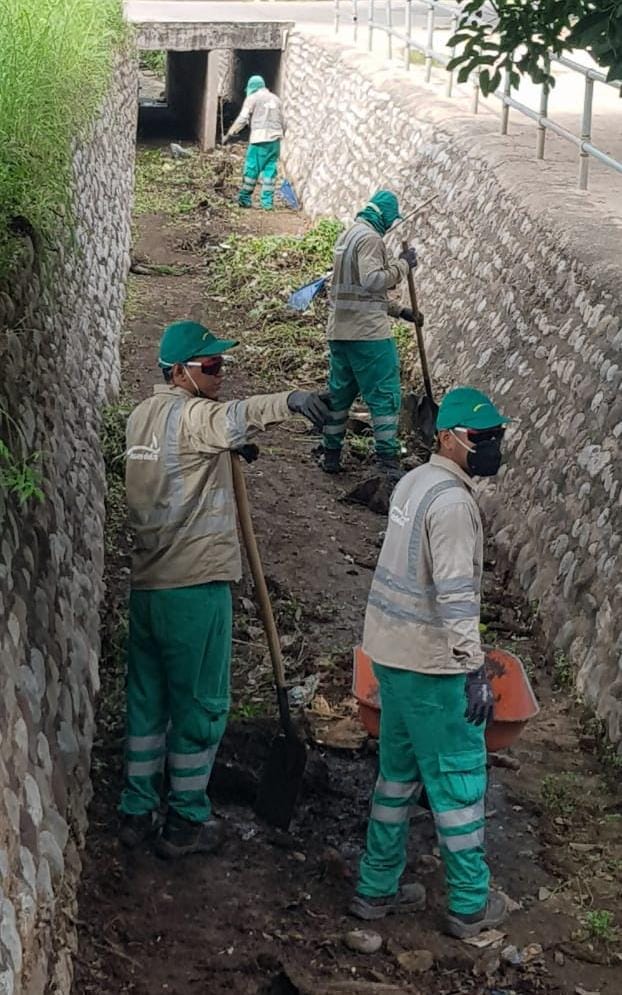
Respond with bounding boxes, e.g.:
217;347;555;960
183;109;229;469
334;0;622;190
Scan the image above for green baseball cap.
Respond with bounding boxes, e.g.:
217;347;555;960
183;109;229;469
436;386;510;431
158;320;238;367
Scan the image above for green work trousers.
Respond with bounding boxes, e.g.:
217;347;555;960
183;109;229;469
239;140;280;209
119;582;232;824
357;665;490;916
323;339;401;458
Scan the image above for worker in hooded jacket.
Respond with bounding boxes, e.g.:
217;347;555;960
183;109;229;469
224;74;284;210
119;320;330;858
321;190;420;481
350;387;513;939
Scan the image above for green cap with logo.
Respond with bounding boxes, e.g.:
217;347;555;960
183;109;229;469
436;386;510;431
158;320;238;367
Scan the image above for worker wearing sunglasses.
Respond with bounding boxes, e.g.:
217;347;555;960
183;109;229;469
119;320;331;859
353;386;513;940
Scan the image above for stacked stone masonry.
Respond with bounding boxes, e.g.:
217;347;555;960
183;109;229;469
0;56;137;993
281;33;622;746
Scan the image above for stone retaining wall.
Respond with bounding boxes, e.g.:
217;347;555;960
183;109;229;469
0;54;137;992
281;32;622;746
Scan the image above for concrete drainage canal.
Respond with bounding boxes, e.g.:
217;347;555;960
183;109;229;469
2;13;622;995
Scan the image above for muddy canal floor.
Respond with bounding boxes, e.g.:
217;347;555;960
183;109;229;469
73;144;622;995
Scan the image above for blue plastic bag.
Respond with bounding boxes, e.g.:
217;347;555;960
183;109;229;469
279;179;300;210
287;276;327;312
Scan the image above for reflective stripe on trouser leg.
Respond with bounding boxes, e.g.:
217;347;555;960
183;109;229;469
349;340;401;457
258;139;280;208
239;143;261;206
323;341;360;452
163;582;232;823
120;590;169;817
357;663;423;898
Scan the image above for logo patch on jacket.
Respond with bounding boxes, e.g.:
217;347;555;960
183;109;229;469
126;433;160;462
390;498;411;527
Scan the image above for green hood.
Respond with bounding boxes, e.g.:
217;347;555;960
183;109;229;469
356;190;402;236
246;75;266;96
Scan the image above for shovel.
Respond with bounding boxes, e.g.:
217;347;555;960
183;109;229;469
402;240;438;449
231;457;307;830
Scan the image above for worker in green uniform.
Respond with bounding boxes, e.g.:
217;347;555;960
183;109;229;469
350;387;513;938
322;190;420;480
224;75;284;210
119;320;330;858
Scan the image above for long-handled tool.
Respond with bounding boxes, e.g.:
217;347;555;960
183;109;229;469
402;241;438;448
231;457;307;830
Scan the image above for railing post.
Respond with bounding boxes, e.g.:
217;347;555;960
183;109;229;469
368;0;374;51
404;0;412;70
335;0;340;34
353;0;359;42
387;0;393;60
536;57;550;159
446;12;458;97
425;1;434;82
579;75;594;189
500;69;511;135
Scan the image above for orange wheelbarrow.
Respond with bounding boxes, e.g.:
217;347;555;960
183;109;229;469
352;645;539;752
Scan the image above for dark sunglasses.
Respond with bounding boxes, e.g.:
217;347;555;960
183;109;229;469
456;426;506;442
185;357;224;376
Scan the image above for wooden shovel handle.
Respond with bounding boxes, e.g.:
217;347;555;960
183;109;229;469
231;455;287;691
401;238;434;402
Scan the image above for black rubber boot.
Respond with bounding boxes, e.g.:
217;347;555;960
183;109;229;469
375;455;405;483
349;882;426;921
119;812;161;850
445;891;509;938
322;449;343;474
155;811;224;860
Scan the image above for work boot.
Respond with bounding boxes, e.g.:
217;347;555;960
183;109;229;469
376;455;405;484
349;882;426;921
445;891;509;939
119;811;161;850
155;811;224;860
322;449;343;474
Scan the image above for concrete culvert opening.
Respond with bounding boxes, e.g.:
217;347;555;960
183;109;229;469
138;50;210;142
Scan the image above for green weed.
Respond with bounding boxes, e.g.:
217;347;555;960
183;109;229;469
101;401;131;554
133;147;216;218
0;0;126;276
541;773;578;817
583;909;617;943
553;649;573;691
0;407;43;504
140;50;166;80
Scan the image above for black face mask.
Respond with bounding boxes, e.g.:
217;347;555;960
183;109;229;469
453;429;504;478
466;437;503;477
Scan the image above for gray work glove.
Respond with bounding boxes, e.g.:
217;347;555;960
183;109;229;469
399;246;418;270
464;667;494;726
399;307;424;327
287;390;332;431
234;444;259;464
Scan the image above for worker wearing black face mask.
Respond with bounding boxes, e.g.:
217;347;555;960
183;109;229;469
351;386;511;940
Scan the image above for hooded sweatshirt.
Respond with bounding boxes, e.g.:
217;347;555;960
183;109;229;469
229;75;284;144
327;191;409;341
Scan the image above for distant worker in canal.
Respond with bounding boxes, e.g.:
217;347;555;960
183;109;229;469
119;319;330;858
350;386;513;939
223;74;284;210
321;189;421;482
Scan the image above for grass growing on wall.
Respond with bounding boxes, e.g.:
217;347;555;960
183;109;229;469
0;0;126;276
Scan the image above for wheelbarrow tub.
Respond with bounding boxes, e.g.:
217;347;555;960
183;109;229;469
353;645;539;752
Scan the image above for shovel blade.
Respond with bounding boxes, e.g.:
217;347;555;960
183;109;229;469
405;392;439;449
255;732;307;830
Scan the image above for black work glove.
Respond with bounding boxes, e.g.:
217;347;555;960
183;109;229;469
399;307;424;327
234;444;259;464
399;246;418;270
287;389;332;431
464;666;494;726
